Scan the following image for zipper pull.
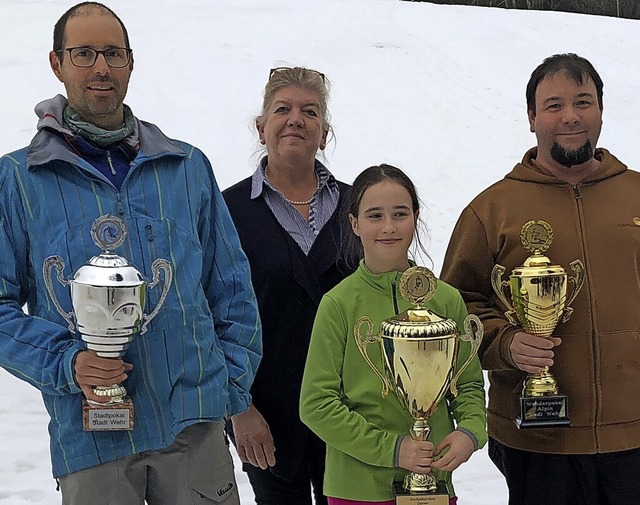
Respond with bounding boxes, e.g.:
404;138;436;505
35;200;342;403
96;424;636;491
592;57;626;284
106;151;116;176
572;184;582;198
116;194;125;216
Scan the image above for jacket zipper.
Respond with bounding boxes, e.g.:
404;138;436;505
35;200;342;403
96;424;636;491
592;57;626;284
572;183;599;446
391;280;399;315
64;151;166;217
65;159;125;218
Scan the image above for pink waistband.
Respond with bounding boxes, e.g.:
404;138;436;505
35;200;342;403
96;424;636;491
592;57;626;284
327;499;395;505
328;498;457;505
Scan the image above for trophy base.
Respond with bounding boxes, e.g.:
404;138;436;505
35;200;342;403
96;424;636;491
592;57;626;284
394;481;449;505
82;397;134;431
516;394;570;429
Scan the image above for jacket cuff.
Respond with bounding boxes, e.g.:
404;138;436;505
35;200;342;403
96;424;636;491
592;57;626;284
455;427;479;451
63;345;85;395
226;386;251;417
393;434;405;467
499;326;521;369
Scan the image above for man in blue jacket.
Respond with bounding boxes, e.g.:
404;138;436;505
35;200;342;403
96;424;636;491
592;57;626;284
0;2;261;504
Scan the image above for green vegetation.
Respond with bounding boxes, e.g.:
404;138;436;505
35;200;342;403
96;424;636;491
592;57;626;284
403;0;640;19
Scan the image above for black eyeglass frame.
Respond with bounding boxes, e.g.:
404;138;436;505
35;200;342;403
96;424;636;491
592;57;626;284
268;66;326;83
56;46;133;68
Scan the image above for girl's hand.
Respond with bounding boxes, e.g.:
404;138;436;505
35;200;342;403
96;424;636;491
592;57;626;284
431;430;474;472
398;436;434;474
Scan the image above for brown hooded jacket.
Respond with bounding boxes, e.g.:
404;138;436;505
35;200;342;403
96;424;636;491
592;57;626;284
442;147;640;454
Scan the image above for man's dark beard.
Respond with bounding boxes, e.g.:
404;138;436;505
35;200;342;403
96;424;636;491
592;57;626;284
550;140;593;168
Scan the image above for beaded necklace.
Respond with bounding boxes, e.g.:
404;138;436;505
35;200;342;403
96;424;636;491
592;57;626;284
265;167;320;206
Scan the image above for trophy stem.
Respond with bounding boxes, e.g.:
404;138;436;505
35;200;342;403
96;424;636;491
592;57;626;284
522;366;559;397
409;418;431;441
90;384;128;405
403;419;438;493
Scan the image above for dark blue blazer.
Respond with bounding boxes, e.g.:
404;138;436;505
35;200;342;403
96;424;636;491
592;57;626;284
223;177;353;480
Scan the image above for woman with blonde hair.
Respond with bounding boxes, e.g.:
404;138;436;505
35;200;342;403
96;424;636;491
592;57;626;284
224;66;354;504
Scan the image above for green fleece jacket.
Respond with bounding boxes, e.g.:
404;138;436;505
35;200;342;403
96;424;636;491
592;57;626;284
300;261;487;501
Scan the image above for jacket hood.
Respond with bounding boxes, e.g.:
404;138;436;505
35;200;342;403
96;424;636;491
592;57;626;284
34;94;75;137
27;95;185;170
505;147;628;186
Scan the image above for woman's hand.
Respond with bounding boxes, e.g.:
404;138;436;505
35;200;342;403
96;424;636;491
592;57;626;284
231;404;276;469
398;435;434;474
431;430;475;472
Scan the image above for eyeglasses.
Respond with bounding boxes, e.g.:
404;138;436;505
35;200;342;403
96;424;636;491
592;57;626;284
269;67;326;83
57;46;133;68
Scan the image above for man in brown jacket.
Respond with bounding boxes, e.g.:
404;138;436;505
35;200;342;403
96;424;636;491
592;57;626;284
441;53;640;505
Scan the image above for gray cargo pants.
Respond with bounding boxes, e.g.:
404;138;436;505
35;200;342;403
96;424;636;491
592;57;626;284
59;421;239;505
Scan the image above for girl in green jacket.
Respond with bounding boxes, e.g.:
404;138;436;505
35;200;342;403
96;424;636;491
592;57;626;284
300;164;487;505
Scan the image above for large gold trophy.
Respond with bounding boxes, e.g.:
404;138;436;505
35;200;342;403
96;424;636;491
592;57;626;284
355;266;482;505
491;220;585;429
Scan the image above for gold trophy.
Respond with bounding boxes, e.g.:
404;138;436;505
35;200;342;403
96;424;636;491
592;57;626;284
491;220;585;429
355;266;482;505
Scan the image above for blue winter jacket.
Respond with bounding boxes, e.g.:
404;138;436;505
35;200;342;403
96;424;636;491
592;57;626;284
0;97;262;477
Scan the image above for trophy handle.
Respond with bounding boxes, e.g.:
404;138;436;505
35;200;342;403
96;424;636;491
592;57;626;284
561;259;585;323
449;314;483;396
354;316;392;397
490;264;518;326
42;256;75;333
140;258;173;335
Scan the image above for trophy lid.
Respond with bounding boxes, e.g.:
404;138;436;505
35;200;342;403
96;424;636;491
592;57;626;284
380;266;458;339
512;220;566;277
73;254;145;287
72;215;145;287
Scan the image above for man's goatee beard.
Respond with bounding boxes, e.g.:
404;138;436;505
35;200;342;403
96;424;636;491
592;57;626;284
550;140;593;168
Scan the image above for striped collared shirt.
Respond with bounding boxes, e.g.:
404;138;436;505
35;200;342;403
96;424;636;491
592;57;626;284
251;157;341;255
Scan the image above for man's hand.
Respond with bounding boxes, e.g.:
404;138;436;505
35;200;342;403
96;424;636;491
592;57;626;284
231;404;276;469
74;350;133;403
432;430;475;472
398;436;434;474
510;331;561;374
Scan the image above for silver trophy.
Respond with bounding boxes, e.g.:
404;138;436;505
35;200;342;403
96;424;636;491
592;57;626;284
43;215;172;431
